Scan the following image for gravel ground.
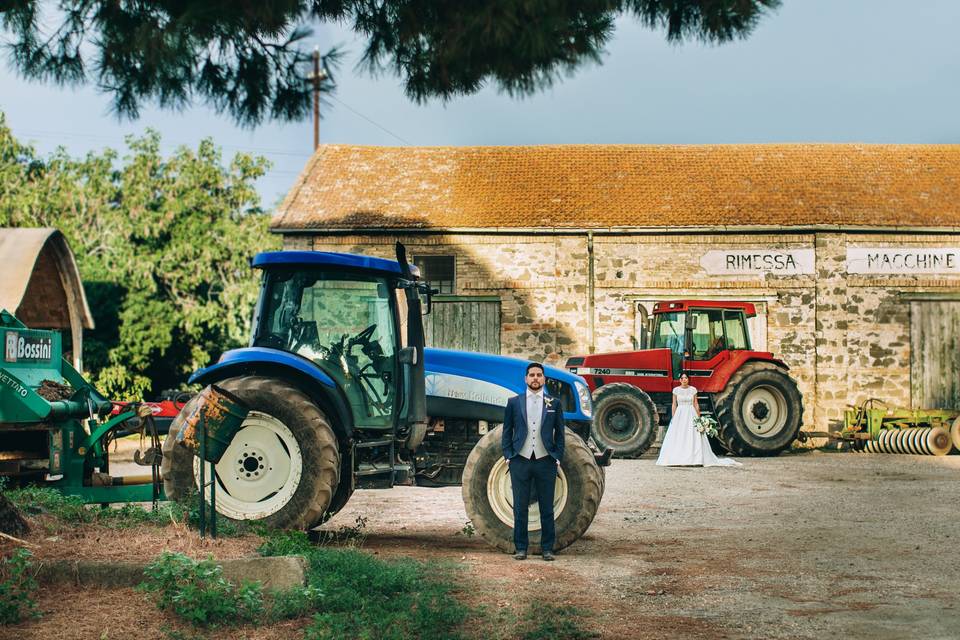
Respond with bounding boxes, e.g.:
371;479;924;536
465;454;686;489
321;450;960;640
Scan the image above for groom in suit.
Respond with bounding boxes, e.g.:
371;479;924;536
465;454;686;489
502;362;565;561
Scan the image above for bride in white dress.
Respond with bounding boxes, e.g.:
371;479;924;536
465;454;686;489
656;373;742;467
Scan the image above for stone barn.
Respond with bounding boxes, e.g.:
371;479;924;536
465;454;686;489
271;144;960;432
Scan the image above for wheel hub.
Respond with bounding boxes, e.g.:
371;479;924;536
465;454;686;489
236;448;266;480
751;402;770;422
606;408;636;438
741;385;788;437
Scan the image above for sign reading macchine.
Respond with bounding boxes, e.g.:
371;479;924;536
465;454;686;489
846;248;960;274
700;250;815;275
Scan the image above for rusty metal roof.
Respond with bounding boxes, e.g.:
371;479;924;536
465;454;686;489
272;144;960;232
0;228;94;330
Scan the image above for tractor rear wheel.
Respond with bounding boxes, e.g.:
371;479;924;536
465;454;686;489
591;383;659;458
161;376;341;529
713;363;803;457
461;426;604;554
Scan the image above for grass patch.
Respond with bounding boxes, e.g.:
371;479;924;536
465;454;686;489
518;602;599;640
6;485;266;536
138;532;468;637
259;530;469;639
0;548;40;624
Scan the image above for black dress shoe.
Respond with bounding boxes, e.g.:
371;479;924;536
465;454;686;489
513;550;527;560
542;551;556;561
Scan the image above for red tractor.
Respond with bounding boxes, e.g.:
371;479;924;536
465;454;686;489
566;300;803;458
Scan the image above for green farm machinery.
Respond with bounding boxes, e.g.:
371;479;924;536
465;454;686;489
0;309;163;503
799;399;960;456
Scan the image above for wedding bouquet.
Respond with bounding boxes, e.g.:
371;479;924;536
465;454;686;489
693;415;719;438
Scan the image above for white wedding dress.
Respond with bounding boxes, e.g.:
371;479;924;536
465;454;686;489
656;385;742;467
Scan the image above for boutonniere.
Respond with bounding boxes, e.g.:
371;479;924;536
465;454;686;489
544;397;555;409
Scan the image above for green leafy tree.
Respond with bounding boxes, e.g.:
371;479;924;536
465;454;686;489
0;1;780;126
0;113;279;398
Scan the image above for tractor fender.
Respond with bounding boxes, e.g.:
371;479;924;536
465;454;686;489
743;355;790;370
706;352;790;391
189;347;353;440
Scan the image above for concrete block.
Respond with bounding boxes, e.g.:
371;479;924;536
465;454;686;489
220;555;307;590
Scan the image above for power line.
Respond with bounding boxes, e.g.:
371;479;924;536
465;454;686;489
326;95;412;145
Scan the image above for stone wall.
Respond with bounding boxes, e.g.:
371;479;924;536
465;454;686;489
285;232;960;431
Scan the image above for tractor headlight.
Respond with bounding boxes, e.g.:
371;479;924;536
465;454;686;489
575;380;593;418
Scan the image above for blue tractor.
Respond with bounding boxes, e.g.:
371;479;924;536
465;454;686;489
161;245;606;553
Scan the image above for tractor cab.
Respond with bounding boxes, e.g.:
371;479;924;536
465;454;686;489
247;249;432;435
648;300;755;381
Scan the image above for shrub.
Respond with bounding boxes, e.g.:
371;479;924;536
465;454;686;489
0;549;40;624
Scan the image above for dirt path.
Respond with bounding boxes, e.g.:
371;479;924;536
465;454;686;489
323;451;960;639
8;450;960;639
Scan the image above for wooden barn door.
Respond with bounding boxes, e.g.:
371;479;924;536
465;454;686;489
423;296;501;354
910;301;960;409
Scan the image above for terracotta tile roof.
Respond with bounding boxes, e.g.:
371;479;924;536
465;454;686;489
272;144;960;231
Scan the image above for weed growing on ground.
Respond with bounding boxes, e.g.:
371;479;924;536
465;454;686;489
256;529;313;556
267;584;325;621
256;529;469;639
0;548;40;624
461;520;475;537
311;514;368;546
139;552;263;627
518;602;599;640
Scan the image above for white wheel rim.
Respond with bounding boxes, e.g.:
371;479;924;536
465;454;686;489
741;386;788;437
193;411;302;520
486;458;568;531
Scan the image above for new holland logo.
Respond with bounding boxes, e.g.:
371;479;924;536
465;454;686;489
3;331;53;363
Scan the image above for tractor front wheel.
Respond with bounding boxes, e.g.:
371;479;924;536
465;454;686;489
461;426;604;554
591;383;659;458
161;376;341;529
713;363;803;457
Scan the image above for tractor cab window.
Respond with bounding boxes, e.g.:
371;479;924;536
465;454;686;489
723;311;750;350
689;309;726;360
255;270;398;428
651;312;686;355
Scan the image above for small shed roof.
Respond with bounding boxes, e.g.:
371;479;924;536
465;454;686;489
0;228;94;330
272;144;960;232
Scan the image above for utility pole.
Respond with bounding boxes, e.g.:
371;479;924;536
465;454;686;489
309;47;329;151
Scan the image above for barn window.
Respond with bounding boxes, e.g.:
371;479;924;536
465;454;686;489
413;255;455;294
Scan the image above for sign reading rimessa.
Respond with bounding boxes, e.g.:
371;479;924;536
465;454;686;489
700;250;815;275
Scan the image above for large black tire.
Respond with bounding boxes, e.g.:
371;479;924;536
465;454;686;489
591;383;659;458
461;426;604;554
713;363;803;457
161;376;341;529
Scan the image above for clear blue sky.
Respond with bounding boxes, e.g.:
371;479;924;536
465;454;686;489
2;0;959;209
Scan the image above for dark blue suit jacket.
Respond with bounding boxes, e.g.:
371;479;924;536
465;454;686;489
502;392;566;461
